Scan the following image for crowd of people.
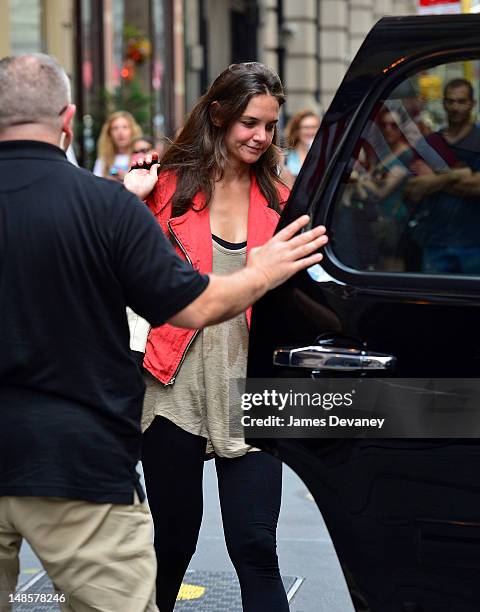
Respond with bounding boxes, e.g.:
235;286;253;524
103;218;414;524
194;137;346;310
338;76;480;274
0;52;327;612
91;98;321;189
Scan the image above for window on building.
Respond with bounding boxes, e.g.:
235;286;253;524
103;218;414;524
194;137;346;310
10;0;45;54
77;0;171;168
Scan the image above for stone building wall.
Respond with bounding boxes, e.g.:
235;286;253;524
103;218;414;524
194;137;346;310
257;0;417;116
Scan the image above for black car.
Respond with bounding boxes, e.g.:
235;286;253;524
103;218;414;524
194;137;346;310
246;15;480;612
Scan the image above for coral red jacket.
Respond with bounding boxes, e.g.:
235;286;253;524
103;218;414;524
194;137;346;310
143;171;289;385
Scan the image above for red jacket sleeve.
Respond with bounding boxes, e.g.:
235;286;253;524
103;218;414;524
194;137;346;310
145;171;178;234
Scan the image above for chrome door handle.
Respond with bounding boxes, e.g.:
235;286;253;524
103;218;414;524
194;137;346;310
273;345;396;372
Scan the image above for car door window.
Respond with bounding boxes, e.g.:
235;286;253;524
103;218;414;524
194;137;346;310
331;59;480;275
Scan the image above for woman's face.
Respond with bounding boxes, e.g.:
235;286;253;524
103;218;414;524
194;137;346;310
109;117;133;151
223;94;279;168
379;111;402;147
297;114;320;147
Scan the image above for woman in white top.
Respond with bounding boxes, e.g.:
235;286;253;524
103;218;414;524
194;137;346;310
93;110;141;181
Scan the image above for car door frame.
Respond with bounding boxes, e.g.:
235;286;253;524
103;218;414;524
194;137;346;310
317;51;480;292
281;16;480;296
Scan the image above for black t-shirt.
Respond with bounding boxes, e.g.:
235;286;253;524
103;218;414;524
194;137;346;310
417;126;480;247
0;141;209;503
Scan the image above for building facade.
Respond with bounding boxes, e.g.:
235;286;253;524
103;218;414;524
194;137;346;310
183;0;418;119
1;0;421;165
0;0;183;167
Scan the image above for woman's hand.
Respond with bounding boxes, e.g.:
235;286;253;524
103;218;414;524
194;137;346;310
124;153;160;200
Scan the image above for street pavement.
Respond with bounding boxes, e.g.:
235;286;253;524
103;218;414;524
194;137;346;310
18;461;354;611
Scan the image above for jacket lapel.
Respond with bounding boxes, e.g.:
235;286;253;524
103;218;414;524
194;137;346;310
245;175;280;327
168;176;279;277
246;174;280;253
168;192;213;274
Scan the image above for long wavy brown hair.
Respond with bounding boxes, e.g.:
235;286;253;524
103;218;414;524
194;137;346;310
160;62;287;217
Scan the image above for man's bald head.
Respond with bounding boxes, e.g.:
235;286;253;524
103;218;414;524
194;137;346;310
0;54;71;135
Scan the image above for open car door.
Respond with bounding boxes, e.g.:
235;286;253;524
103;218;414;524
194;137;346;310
247;15;480;612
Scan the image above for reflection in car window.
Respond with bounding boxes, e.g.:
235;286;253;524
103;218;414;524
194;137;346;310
332;60;480;275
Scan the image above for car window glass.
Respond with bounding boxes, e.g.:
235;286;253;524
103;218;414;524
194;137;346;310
331;59;480;275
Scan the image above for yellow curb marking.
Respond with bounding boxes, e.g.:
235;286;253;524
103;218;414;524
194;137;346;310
177;583;206;600
23;568;41;574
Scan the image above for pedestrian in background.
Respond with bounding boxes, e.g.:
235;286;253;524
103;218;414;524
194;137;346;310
131;134;155;165
404;78;480;273
0;53;327;612
282;109;321;187
125;61;292;612
93;110;141;181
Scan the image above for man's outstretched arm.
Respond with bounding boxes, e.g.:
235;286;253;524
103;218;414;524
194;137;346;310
168;215;327;329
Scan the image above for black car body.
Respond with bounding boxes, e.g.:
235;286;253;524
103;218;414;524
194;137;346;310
247;15;480;612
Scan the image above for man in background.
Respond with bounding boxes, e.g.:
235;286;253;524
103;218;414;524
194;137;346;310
405;78;480;273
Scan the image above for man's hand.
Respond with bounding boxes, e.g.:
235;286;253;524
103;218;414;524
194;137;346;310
246;215;328;290
168;215;328;329
124;153;159;200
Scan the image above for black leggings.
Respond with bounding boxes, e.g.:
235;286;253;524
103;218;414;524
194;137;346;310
142;416;289;612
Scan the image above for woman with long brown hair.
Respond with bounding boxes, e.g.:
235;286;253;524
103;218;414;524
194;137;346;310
125;62;291;612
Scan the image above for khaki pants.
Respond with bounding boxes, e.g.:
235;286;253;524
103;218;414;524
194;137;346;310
0;494;158;612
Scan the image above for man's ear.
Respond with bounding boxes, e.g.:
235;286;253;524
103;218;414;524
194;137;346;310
61;104;76;150
209;101;222;127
